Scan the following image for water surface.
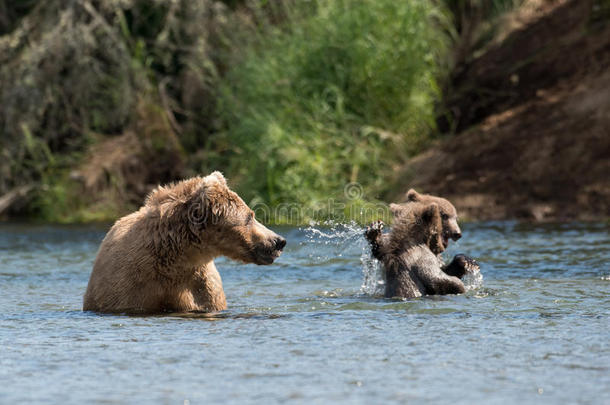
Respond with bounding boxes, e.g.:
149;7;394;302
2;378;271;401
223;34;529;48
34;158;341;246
0;222;609;404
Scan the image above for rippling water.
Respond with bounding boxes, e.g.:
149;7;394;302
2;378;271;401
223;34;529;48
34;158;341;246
1;222;609;404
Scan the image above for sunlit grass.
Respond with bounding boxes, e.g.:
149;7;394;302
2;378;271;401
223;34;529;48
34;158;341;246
209;0;450;220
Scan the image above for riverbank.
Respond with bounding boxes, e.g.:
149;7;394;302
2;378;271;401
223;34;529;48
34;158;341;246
1;0;608;224
396;0;610;221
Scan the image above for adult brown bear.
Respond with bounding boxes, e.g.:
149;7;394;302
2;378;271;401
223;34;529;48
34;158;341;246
83;172;286;314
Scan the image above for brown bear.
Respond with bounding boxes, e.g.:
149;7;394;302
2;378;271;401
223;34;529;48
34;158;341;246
396;189;480;278
365;201;478;298
83;171;286;314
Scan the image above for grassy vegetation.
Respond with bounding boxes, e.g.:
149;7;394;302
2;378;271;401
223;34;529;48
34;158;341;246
0;0;527;224
0;0;218;222
443;0;524;61
210;0;449;213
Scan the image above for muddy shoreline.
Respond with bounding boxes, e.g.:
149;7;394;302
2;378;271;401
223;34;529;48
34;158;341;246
396;0;610;222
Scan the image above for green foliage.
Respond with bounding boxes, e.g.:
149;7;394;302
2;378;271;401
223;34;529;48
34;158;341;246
0;0;141;197
0;0;223;221
27;170;124;223
442;0;524;63
212;0;449;214
1;0;527;224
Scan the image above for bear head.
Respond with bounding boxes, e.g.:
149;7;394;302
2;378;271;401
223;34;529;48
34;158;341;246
389;201;445;255
147;171;286;265
191;172;286;265
401;189;461;250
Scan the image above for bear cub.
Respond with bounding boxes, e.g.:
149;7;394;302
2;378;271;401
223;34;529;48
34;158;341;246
365;198;479;299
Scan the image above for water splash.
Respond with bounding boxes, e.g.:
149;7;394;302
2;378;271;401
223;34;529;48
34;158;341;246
360;252;484;295
360;252;385;296
463;269;484;291
300;221;483;296
301;221;386;295
300;221;366;261
302;221;364;244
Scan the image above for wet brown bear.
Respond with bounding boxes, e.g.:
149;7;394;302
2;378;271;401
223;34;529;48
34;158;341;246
388;189;478;279
83;172;286;314
365;201;477;298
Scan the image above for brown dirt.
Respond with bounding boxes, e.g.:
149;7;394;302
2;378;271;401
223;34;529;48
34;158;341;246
397;0;610;221
70;99;186;215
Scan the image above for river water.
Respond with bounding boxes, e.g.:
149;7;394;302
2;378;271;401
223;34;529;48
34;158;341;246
0;221;609;404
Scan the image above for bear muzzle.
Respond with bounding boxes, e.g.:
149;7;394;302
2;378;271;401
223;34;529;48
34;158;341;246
252;236;286;265
441;231;461;249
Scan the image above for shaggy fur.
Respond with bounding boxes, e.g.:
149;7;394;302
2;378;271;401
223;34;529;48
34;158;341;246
365;202;466;298
392;189;462;250
83;172;286;314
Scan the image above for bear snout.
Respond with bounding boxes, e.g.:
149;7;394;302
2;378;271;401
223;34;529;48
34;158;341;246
445;218;461;242
251;234;286;265
274;236;287;250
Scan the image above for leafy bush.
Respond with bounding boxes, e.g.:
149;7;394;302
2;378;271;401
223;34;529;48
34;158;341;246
0;0;226;220
443;0;524;66
211;0;449;214
1;0;478;224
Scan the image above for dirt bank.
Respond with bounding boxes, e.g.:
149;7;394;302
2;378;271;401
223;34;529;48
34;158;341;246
397;0;610;221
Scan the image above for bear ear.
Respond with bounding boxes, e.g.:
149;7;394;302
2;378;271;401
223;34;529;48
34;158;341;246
406;189;421;202
208;171;227;186
184;192;211;232
422;202;441;223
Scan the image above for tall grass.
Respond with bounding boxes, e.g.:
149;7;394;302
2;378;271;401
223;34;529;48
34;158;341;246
210;0;449;215
443;0;524;65
6;0;529;224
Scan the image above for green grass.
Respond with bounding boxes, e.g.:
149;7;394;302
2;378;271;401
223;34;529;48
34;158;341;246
209;0;450;222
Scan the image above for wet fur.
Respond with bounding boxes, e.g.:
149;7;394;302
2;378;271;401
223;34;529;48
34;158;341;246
83;172;283;314
390;189;462;247
366;202;466;298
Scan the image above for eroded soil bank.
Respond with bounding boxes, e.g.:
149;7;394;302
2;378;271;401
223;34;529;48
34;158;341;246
397;0;610;221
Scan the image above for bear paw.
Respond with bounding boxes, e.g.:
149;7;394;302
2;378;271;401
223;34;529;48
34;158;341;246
365;220;384;242
365;220;385;260
444;254;480;278
456;254;480;273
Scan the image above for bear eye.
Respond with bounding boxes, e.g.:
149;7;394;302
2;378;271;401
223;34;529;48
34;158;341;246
441;213;449;220
245;212;254;226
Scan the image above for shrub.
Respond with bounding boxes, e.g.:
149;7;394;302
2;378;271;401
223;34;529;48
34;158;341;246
211;0;449;217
